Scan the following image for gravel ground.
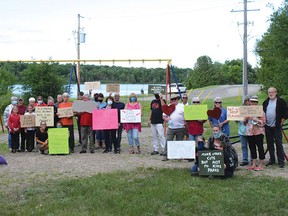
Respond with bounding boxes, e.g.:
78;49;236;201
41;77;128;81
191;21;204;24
1;127;288;196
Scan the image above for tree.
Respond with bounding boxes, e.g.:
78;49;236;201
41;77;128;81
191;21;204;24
0;67;16;112
21;63;66;102
255;2;288;96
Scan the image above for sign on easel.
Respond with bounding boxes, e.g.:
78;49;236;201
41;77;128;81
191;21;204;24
48;128;69;154
167;141;195;159
198;150;224;176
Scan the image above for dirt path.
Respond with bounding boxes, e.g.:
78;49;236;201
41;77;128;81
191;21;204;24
1;127;288;195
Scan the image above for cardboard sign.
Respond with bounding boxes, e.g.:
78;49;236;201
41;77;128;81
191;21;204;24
48;128;69;154
58;107;74;118
35;106;54;127
227;106;242;121
148;85;166;94
199;150;224;176
72;100;98;113
20;115;36;128
120;109;141;123
184;105;208;120
92;109;118;130
106;84;120;93
84;81;101;90
240;105;263;117
167;141;195;159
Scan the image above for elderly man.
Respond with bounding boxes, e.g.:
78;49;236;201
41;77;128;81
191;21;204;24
3;96;18;150
263;87;288;168
162;94;185;161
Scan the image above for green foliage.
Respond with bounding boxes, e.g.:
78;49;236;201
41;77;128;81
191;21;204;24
255;2;288;96
21;63;66;101
0;67;16;112
1;168;288;215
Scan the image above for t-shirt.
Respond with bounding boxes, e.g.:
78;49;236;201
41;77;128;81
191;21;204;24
58;102;73;126
80;112;92;126
208;108;230;136
150;99;166;124
164;103;185;129
112;102;125;123
97;102;107;110
36;128;48;144
266;99;277;127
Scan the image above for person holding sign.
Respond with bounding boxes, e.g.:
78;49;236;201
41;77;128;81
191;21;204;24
17;98;27;152
263;87;288;168
148;92;166;155
4;96;18;150
36;121;48;155
57;93;75;153
24;105;36;152
112;93;125;151
95;93;107;149
124;93;142;154
208;97;230;137
8;106;21;153
190;136;207;175
244;96;266;171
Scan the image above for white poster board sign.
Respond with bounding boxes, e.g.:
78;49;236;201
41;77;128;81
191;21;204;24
120;109;141;123
167;141;195;159
35;106;54;127
84;81;101;90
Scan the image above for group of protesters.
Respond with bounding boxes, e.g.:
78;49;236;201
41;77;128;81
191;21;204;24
3;86;287;178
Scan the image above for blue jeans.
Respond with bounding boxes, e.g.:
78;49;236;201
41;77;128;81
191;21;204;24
188;134;201;142
127;129;140;147
8;131;11;149
239;135;249;163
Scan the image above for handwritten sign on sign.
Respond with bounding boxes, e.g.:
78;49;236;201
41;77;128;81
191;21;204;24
227;106;242;121
20;115;36;128
240;105;263;117
184;105;208;120
84;81;101;90
48;128;69;154
35;106;54;127
92;109;118;130
167;141;195;159
199;150;224;176
58;107;74;118
106;84;120;93
120;109;141;123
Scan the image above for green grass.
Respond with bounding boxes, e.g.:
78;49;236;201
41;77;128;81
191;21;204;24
1;168;288;216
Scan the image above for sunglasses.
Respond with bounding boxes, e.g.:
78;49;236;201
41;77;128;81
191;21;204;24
215;102;222;104
182;97;188;99
193;101;200;104
170;98;178;101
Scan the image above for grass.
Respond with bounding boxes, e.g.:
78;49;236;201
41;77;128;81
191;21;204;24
1;168;288;216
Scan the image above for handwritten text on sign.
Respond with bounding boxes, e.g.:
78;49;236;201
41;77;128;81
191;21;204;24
92;109;118;130
184;105;208;120
58;107;74;118
167;141;195;159
84;81;101;90
227;105;263;121
35;106;54;127
106;84;120;93
227;106;242;121
120;109;141;123
199;150;224;176
20;115;36;128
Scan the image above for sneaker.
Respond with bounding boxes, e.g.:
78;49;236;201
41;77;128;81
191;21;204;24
11;149;16;153
70;149;75;153
240;162;249;166
75;143;82;147
266;161;275;166
80;150;87;154
151;151;159;155
114;150;120;154
90;150;95;154
162;158;169;161
279;165;285;168
103;150;109;153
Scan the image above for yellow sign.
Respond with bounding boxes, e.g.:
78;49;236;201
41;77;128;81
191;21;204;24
184;105;208;120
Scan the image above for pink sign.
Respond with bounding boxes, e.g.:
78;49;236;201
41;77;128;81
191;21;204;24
92;109;118;130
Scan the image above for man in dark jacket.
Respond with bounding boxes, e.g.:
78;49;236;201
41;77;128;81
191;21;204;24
262;87;288;168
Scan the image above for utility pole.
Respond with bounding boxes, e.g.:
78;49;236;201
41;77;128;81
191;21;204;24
231;0;259;102
77;14;81;87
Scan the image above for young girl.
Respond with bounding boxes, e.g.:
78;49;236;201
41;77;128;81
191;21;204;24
123;93;142;154
24;105;36;152
36;120;49;154
8;106;21;153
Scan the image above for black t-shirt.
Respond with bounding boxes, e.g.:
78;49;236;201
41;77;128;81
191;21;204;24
150;99;166;124
112;102;125;123
36;129;48;144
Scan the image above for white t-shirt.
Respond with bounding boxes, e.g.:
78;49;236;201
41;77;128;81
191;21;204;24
164;103;185;129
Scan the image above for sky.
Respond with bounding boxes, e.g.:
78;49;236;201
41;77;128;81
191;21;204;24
0;0;284;69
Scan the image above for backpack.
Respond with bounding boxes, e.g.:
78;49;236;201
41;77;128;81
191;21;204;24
227;145;238;171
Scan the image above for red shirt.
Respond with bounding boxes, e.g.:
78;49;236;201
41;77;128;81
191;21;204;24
186;120;206;135
80;112;92;126
17;105;27;115
8;113;21;133
34;102;47;107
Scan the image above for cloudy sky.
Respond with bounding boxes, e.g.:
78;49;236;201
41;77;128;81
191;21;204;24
0;0;283;68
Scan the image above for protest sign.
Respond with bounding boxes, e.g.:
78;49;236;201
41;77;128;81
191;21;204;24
84;81;101;90
240;105;263;117
184;105;208;120
20;115;36;128
106;84;120;93
148;85;166;94
167;141;195;159
72;100;98;113
58;107;74;118
120;109;141;123
92;109;118;130
35;106;54;127
48;128;69;154
199;150;224;176
227;106;242;121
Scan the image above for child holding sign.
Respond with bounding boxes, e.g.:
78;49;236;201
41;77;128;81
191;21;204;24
24;105;37;152
8;107;21;153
